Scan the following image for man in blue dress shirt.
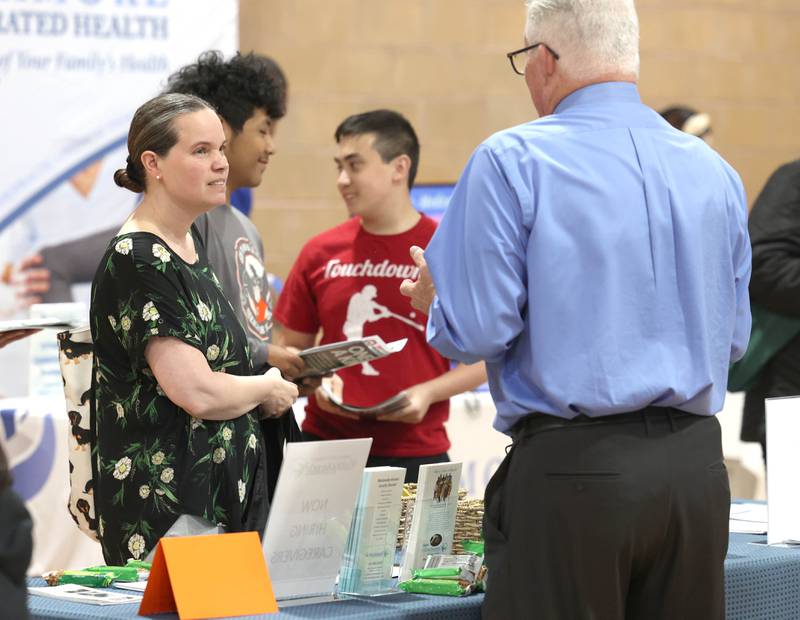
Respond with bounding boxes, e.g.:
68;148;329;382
400;1;751;618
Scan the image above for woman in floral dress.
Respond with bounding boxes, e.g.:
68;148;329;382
90;93;298;564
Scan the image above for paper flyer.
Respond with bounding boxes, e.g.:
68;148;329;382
399;462;462;583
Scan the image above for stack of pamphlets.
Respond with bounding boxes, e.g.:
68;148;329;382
398;462;463;583
339;467;406;595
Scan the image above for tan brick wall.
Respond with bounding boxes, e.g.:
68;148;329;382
240;0;800;281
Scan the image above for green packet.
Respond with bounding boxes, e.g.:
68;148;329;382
125;559;152;570
413;566;462;579
84;565;140;582
461;540;484;556
398;577;472;597
43;570;114;588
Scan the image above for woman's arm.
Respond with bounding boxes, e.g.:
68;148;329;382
145;336;298;421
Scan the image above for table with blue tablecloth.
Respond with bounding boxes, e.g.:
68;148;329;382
26;532;800;620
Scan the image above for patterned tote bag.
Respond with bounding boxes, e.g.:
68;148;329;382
57;327;99;541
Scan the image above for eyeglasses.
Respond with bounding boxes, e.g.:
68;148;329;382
506;42;560;76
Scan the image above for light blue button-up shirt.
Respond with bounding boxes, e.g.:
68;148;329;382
425;82;751;434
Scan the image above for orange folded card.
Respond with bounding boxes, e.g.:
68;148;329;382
139;531;277;619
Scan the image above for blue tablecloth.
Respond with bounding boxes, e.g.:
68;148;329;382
27;533;800;620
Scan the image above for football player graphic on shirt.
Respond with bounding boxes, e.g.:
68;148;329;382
342;284;424;376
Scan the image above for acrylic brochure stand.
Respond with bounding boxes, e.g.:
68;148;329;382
261;438;372;604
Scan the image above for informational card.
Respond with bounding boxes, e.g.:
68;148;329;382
28;584;141;605
262;438;372;600
399;462;462;583
766;397;800;544
339;466;406;595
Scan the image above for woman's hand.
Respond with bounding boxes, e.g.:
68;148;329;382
259;368;299;418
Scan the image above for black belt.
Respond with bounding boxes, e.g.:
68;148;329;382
510;406;698;442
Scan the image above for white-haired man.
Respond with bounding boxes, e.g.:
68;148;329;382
400;1;751;618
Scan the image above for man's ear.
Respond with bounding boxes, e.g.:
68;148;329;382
392;154;412;186
544;46;558;79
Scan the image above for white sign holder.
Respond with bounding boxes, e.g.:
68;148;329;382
262;438;371;602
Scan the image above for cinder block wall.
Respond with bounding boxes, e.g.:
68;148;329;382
240;0;800;281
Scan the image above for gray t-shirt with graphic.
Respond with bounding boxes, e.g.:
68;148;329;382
195;205;272;373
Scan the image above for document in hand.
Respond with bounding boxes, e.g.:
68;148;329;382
320;375;409;418
296;336;408;379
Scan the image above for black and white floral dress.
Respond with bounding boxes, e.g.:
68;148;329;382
90;230;268;565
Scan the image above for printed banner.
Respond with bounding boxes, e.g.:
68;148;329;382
0;0;237;395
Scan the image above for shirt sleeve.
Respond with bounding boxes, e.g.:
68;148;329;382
273;245;320;335
425;144;530;363
728;168;752;363
102;239;207;364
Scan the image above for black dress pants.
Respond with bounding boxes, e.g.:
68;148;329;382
482;408;729;620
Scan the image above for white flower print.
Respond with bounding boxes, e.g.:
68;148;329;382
212;447;226;464
248;433;257;450
108;315;117;329
238;479;246;503
139;485;151;499
115;238;133;255
142;301;160;322
190;417;203;430
155;488;165;496
115;403;124;419
206;345;220;361
150;327;159;335
151;243;172;263
160;467;174;483
98;517;105;538
151;451;165;466
222;427;233;441
128;533;146;559
156;384;165;396
113;456;132;480
197;301;212;322
121;316;131;332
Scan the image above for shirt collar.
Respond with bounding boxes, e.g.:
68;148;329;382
554;81;641;114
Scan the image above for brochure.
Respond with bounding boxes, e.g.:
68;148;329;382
339;467;406;595
28;584;142;605
320;375;409;418
398;462;463;583
296;336;407;379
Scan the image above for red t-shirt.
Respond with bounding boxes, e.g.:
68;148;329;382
274;215;451;457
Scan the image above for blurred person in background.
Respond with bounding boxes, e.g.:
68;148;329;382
660;104;713;144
